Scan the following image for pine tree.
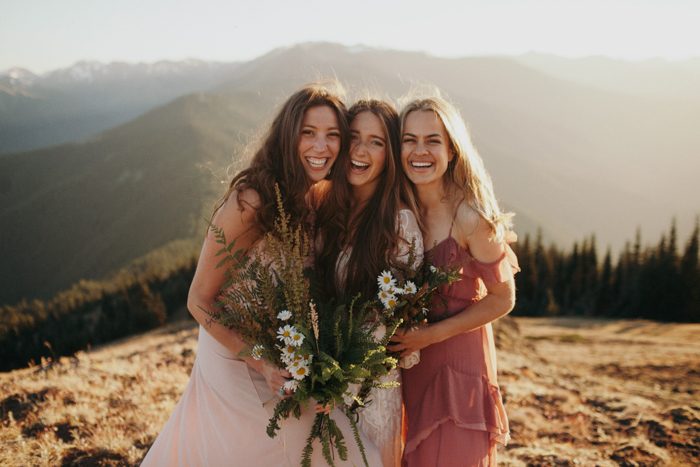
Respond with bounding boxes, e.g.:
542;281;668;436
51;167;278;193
513;233;535;314
680;217;700;322
596;247;613;314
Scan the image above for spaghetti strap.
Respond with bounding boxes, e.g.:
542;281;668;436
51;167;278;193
447;205;460;237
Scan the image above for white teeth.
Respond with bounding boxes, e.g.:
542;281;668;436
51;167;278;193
411;161;433;168
306;157;327;168
351;160;369;168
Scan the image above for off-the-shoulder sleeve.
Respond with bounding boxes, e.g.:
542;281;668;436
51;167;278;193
469;242;520;285
394;209;424;270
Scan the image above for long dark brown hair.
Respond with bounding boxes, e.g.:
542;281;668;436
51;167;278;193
316;99;416;300
214;83;350;234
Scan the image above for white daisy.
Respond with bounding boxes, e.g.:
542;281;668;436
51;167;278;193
377;270;396;291
280;344;297;365
277;309;292;321
282;379;300;393
277;325;294;343
429;265;438;273
250;344;264;360
381;294;398;310
289;360;310;381
403;281;417;294
288;329;305;347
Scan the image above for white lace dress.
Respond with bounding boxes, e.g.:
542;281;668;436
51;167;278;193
336;209;424;467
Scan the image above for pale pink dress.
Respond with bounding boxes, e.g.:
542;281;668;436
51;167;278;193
140;325;291;466
142;234;382;466
401;235;519;467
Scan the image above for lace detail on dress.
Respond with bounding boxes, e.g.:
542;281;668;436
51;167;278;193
395;209;424;271
359;381;403;465
356;209;425;466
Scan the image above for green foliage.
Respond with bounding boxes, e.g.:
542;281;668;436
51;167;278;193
0;240;198;371
512;215;700;322
210;185;395;466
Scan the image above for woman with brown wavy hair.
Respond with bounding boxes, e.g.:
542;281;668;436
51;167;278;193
389;95;519;467
315;98;424;467
142;83;351;467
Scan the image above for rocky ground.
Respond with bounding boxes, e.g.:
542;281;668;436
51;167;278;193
1;315;698;466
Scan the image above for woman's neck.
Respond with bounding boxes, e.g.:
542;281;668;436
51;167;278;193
415;179;450;212
351;181;377;209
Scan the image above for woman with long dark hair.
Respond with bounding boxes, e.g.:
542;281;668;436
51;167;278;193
142;83;350;466
389;95;519;466
315;98;423;467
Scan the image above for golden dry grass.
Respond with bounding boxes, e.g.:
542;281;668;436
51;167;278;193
1;316;698;466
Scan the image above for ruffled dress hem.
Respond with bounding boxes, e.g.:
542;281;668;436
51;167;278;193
403;368;510;457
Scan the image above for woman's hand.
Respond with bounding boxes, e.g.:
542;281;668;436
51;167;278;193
248;358;292;397
387;326;436;357
314;401;334;415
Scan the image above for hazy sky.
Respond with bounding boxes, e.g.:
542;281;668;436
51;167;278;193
2;0;699;73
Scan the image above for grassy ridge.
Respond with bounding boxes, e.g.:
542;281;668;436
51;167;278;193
0;240;198;372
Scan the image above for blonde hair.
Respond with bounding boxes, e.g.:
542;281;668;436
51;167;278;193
400;94;514;242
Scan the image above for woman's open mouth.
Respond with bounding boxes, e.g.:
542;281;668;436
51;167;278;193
351;159;370;173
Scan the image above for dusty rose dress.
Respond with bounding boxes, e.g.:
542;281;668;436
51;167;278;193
401;235;519;467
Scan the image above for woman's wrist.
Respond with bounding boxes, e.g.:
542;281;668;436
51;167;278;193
243;356;263;372
425;321;448;346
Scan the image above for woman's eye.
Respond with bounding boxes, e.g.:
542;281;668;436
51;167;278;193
301;129;314;136
328;132;340;139
372;140;384;147
402;137;415;144
428;139;441;145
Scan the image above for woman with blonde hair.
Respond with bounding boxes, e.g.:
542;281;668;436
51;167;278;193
388;95;519;466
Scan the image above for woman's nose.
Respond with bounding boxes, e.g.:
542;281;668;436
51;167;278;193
415;141;428;155
313;136;328;151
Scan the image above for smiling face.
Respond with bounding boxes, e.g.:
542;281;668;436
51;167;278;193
348;111;387;196
401;110;453;188
298;105;341;182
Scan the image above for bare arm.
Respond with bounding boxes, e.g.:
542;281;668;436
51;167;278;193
187;189;290;391
388;209;516;354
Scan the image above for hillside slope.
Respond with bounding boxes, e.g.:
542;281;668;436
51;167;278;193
1;316;697;466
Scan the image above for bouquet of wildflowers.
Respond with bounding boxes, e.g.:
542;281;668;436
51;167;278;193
207;186;395;467
372;244;461;370
375;261;461;332
344;246;461;414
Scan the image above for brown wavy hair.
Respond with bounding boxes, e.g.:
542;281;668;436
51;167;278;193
316;99;417;300
214;83;350;234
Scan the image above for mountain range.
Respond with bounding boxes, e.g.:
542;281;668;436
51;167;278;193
0;60;240;154
1;42;698;306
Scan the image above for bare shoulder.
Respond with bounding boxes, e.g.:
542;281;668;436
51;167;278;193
237;187;262;211
452;200;480;243
464;213;505;263
450;200;503;263
212;188;261;233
